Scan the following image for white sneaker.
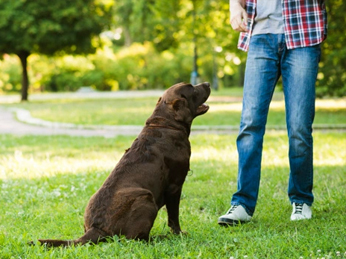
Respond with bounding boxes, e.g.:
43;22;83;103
218;205;252;226
290;203;312;221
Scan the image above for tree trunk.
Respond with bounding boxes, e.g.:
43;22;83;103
18;51;30;101
123;27;132;47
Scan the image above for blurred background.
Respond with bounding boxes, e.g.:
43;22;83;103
0;0;344;101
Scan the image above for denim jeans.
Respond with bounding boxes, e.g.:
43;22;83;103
231;34;321;216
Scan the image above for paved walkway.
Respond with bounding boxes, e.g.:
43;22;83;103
0;90;165;104
0;91;239;137
0;107;144;137
0;107;240;137
0;91;344;137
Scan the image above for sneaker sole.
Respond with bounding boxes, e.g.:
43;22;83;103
217;218;248;226
290;216;312;221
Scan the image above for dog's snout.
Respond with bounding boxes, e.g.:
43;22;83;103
203;82;210;88
197;82;211;96
195;82;210;89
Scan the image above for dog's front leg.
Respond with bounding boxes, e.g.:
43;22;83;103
165;186;183;234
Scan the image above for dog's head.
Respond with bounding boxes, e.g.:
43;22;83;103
156;82;210;125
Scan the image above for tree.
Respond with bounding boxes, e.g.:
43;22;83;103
113;0;246;87
0;0;113;101
114;0;181;51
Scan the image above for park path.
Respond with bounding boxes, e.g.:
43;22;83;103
0;91;157;137
0;91;239;137
0;107;143;137
1;91;344;137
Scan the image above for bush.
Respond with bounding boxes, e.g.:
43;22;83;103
91;42;193;90
0;42;216;93
45;70;80;92
0;54;21;93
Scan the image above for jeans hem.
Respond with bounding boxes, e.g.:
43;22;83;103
290;200;313;207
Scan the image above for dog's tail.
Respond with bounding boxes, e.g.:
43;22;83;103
37;227;106;247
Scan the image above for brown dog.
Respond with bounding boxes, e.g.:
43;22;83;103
37;82;210;247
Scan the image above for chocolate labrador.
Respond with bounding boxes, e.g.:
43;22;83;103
37;82;210;246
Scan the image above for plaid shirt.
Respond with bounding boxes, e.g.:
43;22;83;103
238;0;328;51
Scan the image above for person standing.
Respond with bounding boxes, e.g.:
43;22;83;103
218;0;327;225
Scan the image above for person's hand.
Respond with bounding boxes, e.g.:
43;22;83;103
229;0;248;32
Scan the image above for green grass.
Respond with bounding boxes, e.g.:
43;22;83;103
0;132;345;258
2;90;346;127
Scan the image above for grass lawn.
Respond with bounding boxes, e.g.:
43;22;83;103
0;132;345;258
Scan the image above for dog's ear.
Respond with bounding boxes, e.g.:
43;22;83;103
172;98;191;122
156;97;162;106
172;98;185;110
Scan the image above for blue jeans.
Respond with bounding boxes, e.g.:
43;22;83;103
231;34;321;216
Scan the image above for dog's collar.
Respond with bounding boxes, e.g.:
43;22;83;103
147;123;183;132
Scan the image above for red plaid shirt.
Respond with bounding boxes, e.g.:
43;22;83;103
238;0;328;51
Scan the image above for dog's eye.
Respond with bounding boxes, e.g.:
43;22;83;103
181;94;187;99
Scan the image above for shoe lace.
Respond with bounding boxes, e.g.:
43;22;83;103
227;205;238;214
294;203;303;214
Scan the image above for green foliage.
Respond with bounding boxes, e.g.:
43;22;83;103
0;0;344;96
0;55;21;93
317;0;346;97
0;42;196;93
103;43;193;90
46;71;81;92
43;56;99;92
0;0;113;56
112;0;247;88
0;0;113;100
112;0;344;95
115;0;181;51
